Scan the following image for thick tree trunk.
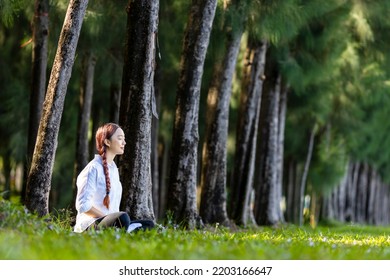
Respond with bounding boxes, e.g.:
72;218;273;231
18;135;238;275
22;0;49;204
254;47;282;226
119;0;159;221
199;18;243;227
228;39;267;226
71;51;96;213
25;0;88;216
166;0;217;229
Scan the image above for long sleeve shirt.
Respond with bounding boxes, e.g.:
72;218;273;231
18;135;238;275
74;155;122;233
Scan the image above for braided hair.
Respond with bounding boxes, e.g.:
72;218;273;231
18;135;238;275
95;123;120;209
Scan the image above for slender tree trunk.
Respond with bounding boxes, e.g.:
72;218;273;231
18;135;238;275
276;81;287;222
367;167;376;225
151;62;161;218
345;161;356;222
298;124;316;226
25;0;89;216
355;163;369;224
166;0;217;229
71;51;96;213
119;0;159;221
199;15;243;227
254;45;282;226
89;104;100;156
22;0;49;204
109;83;121;123
158;136;168;221
338;167;348;221
3;150;11;200
228;39;267;226
285;159;297;223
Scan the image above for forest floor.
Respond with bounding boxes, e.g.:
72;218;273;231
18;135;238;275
1;198;390;260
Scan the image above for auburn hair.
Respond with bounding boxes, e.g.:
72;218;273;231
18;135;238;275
95;123;120;209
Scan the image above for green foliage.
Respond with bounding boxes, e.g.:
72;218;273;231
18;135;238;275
0;0;29;27
249;0;307;44
308;131;348;192
1;199;390;259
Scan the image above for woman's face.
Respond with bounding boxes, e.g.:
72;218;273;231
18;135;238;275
105;128;126;155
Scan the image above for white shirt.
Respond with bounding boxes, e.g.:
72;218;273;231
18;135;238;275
74;155;122;232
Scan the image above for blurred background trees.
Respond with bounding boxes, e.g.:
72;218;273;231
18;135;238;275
1;0;390;227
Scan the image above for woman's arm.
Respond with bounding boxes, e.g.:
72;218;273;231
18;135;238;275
84;206;105;218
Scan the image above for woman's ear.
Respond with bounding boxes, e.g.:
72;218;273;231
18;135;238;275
104;139;111;147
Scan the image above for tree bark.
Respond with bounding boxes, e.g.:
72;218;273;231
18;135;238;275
22;0;49;204
119;0;159;221
254;49;282;226
199;14;243;227
228;39;267;226
151;62;161;218
166;0;217;229
25;0;89;216
276;81;288;222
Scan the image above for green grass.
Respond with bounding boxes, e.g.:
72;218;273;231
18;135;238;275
1;198;390;260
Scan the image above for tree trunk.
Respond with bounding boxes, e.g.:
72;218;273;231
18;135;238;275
228;39;267;226
71;51;96;213
298;124;316;226
109;83;121;123
344;161;356;222
276;81;288;222
158;136;169;221
199;15;243;227
3;150;11;200
119;0;159;221
285;159;297;223
166;0;217;229
254;46;282;226
89;103;100;156
22;0;49;204
151;62;161;218
355;163;369;224
367;167;376;225
321;161;390;226
25;0;89;216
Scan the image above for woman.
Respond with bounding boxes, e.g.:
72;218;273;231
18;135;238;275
74;123;154;233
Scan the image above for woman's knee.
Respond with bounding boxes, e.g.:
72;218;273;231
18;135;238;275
117;212;131;228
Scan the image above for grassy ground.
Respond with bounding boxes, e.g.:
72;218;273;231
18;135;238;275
1;198;390;260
